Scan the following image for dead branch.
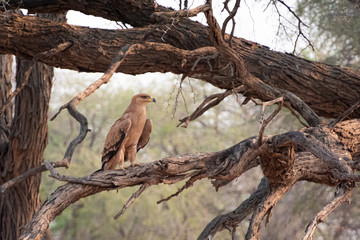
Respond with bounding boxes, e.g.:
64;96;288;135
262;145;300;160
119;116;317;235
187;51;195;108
177;85;245;127
198;178;270;240
157;172;206;204
258;97;284;145
114;183;150;219
328;98;360;129
0;160;68;192
203;1;320;127
0;41;71;116
152;4;210;19
50;44;135;166
222;0;241;43
303;185;352;240
245;184;294;240
271;0;314;54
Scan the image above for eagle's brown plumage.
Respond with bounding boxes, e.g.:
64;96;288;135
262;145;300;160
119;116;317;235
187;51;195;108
101;93;156;170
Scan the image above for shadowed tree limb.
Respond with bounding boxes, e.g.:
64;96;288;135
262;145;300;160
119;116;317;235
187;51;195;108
245;183;295;240
198;178;270;240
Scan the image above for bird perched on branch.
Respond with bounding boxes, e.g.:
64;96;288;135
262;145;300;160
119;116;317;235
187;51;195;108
100;93;156;170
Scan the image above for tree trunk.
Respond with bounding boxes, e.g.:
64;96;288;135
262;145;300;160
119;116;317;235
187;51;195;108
0;57;53;240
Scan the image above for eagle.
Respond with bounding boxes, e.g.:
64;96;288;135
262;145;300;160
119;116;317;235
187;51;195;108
100;93;156;170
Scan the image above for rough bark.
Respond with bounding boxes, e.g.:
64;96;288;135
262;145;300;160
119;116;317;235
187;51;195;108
0;12;65;240
1;1;360;239
0;55;13;157
0;57;53;240
0;13;359;119
19;119;360;240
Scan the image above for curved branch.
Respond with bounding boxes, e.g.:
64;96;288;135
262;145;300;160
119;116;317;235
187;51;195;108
198;178;270;240
51;44;134;165
245;184;294;240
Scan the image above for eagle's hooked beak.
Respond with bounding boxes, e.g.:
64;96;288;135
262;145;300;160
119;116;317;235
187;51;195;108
152;98;156;103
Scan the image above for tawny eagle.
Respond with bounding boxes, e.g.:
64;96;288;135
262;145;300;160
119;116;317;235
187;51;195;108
101;93;156;170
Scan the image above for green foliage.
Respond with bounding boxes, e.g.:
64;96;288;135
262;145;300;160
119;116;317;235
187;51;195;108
296;0;360;69
41;70;301;239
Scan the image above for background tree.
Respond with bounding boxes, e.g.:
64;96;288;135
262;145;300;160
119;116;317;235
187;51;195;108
296;0;360;69
0;1;359;240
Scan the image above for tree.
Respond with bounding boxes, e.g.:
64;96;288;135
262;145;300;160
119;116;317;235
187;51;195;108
296;0;360;69
0;1;359;240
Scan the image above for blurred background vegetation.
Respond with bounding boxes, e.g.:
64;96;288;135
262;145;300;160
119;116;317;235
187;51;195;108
40;1;360;239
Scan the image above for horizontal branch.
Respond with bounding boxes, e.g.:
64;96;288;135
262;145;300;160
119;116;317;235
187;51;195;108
0;13;359;119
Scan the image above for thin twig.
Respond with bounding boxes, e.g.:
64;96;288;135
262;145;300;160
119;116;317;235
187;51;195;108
258;97;283;145
51;44;134;166
177;85;245;128
157;172;205;204
0;160;68;192
303;186;352;240
328;98;360;129
114;183;149;219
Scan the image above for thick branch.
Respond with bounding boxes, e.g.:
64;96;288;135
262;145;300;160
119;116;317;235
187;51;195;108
198;178;270;240
20;120;360;239
0;13;359;119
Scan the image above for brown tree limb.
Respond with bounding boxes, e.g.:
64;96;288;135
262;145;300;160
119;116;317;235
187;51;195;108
152;3;210;18
1;13;359;119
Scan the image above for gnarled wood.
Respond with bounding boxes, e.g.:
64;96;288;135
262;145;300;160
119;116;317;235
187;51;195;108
19;119;360;240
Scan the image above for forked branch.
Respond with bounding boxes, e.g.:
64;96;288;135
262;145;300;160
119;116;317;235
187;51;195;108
177;85;245;128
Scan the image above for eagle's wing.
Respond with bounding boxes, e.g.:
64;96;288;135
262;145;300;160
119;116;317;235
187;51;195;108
137;119;152;152
101;118;131;164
